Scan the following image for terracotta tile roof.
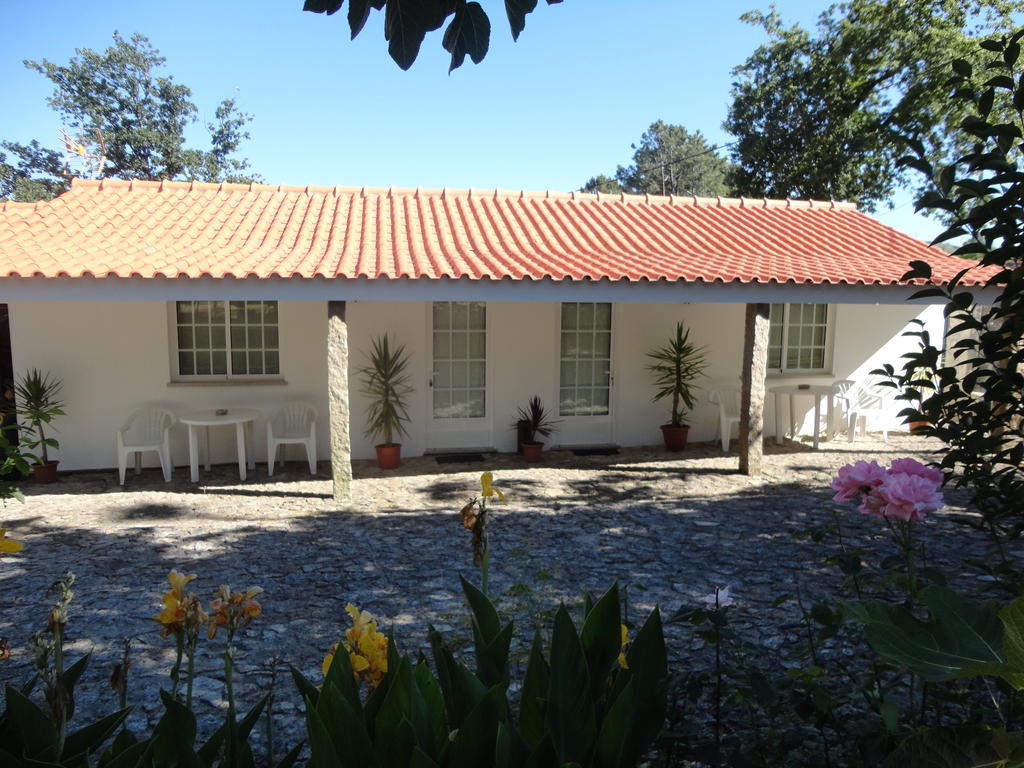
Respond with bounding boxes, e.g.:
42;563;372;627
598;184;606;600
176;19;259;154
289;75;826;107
0;178;980;285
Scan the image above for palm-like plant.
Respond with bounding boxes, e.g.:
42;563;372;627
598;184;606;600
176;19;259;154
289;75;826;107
13;368;65;465
358;334;413;446
646;322;708;428
514;395;560;445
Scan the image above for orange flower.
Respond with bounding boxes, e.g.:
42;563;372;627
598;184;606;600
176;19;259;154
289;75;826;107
207;584;263;639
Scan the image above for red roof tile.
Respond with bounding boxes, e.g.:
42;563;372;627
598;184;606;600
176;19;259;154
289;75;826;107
0;178;980;285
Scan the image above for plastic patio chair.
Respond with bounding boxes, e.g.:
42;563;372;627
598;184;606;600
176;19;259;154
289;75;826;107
267;402;318;476
117;407;176;484
845;384;889;442
707;388;741;451
831;379;857;437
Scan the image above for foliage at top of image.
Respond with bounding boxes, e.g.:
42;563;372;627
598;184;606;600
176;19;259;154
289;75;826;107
0;32;260;203
726;0;1020;210
302;0;563;72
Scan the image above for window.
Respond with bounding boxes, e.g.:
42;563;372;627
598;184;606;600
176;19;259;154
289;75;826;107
432;301;486;418
173;301;280;378
768;303;830;372
560;302;612;416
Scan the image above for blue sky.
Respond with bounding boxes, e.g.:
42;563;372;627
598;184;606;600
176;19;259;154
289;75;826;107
1;0;937;240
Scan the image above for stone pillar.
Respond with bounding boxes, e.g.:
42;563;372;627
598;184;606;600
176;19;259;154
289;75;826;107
739;303;770;476
327;301;352;501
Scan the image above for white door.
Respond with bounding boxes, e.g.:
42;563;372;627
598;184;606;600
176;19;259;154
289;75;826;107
557;302;614;446
427;301;492;451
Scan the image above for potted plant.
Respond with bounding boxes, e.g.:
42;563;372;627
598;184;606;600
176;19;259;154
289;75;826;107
13;368;65;483
513;395;559;462
647;322;708;451
358;333;413;469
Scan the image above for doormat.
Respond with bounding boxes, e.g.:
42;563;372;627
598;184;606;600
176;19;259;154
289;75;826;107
435;453;486;465
571;447;619;457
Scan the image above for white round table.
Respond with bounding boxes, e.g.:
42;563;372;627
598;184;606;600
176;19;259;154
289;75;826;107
767;384;838;450
179;408;261;482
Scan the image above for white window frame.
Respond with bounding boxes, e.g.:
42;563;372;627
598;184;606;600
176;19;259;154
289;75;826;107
167;300;283;383
558;302;614;417
767;303;834;375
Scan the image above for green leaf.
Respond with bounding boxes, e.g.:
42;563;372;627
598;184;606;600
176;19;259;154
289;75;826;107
881;726;1011;768
385;0;456;71
152;690;201;768
618;607;668;766
518;629;549;749
848;587;1005;683
273;741;305;768
593;680;633;768
504;0;538;40
4;685;58;761
63;708;132;765
413;660;449;760
447;683;505;768
290;665;322;709
317;683;378;768
304;703;342;768
579;582;622;702
442;1;491;72
461;575;513;687
545;605;596;766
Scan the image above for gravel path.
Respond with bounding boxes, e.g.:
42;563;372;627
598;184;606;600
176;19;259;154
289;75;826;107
0;435;999;756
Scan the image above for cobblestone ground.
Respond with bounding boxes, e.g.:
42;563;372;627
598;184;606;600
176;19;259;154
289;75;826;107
0;435;1003;757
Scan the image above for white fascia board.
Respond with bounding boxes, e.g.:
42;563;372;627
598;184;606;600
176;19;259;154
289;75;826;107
0;275;996;305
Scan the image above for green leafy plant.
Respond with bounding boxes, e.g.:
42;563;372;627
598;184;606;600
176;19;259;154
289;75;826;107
358;334;413;446
646;322;708;427
293;577;669;768
514;395;559;445
0;427;31;503
12;368;64;466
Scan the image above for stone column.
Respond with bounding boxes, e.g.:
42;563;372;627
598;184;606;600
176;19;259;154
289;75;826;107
739;303;770;476
327;301;352;501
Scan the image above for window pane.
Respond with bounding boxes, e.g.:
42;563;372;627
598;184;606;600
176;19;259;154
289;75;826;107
196;352;211;375
768;348;782;369
595;331;611;357
560;388;575;413
814;325;826;345
452;361;468;387
247;326;263;348
469;361;486;387
561;303;577;330
578;360;594;387
230;301;245;323
433;390;450;416
196;301;211;324
434;332;450;359
176;302;193;324
800;326;812;346
433;363;451;388
799;348;812;369
249;350;263;374
560;361;575;387
264;351;280;375
195;326;210;350
263;302;278;323
211;302;225;324
264;326;279;349
593;388;610;414
787;347;799;368
451;332;467;358
580;332;594;356
594;302;611;329
246;302;261;323
469;302;485;329
433;302;450;330
211;351;227;375
466;390;485;418
811;349;824;368
815;304;827;323
211;326;226;349
231;325;247;348
770;303;784;322
232;351;248;375
177;326;193;350
594;359;611;387
178;351;195;375
452;302;468;329
469;331;486;358
578;302;595;329
561;332;578;357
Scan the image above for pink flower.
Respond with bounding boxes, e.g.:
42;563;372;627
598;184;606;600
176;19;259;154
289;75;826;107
888;458;943;485
830;460;888;502
857;488;888;518
877;473;944;521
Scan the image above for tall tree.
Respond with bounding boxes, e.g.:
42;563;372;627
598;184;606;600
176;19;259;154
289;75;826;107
1;32;259;203
725;0;1016;210
582;121;732;197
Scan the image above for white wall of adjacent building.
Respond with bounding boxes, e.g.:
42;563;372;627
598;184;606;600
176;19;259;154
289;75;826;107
7;299;942;472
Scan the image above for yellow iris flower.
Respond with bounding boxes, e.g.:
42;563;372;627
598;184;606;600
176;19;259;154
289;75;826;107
480;472;505;501
618;623;630;670
0;529;24;554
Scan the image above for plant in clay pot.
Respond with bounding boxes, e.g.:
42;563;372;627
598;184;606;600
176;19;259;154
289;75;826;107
647;322;708;451
13;368;65;483
513;395;559;462
358;334;413;469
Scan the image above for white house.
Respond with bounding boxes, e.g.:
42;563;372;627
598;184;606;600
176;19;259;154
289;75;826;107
0;179;979;495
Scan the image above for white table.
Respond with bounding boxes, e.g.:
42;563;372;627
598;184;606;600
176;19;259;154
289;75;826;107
768;384;838;450
179;408;260;482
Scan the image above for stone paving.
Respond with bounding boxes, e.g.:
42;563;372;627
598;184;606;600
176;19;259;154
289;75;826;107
0;435;1002;757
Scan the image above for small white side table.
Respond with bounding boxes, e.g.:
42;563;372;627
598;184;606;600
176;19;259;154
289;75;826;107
767;385;838;450
179;408;260;482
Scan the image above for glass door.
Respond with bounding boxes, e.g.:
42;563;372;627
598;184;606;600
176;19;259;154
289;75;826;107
427;301;491;450
558;302;613;445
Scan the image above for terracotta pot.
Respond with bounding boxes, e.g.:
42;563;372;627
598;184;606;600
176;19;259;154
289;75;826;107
660;424;690;452
33;461;59;484
909;421;932;435
521;441;544;462
375;443;402;470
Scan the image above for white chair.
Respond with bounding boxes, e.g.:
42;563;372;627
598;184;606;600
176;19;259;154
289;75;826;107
707;389;741;451
845;384;889;442
831;379;857;437
267;403;318;476
117;408;176;485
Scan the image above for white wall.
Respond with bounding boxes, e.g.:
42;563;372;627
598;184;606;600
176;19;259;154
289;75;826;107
8;299;941;471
